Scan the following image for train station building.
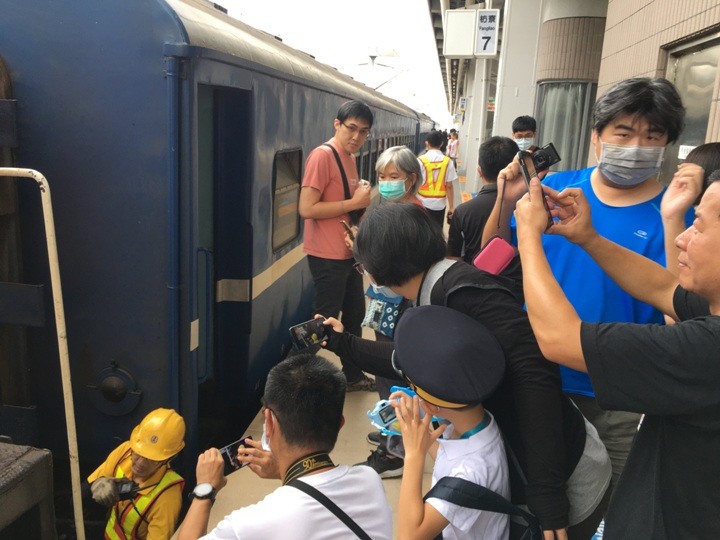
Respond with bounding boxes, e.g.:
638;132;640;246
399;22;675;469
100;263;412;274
429;0;720;189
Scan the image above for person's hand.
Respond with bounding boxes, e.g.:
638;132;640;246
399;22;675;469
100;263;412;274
661;163;703;220
544;528;569;540
236;437;281;479
392;395;444;460
350;180;372;210
446;210;453;225
496;158;529;202
514;177;556;237
321;316;344;334
196;448;227;491
90;477;119;507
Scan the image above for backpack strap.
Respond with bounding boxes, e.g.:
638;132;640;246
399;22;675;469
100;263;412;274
424;477;542;540
322;143;364;226
288;479;372;540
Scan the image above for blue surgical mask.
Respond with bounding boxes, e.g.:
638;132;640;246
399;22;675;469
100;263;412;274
515;137;534;152
597;143;665;186
379;179;407;200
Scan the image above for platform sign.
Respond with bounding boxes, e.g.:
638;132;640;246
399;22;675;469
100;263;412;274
474;9;500;57
458;97;468;112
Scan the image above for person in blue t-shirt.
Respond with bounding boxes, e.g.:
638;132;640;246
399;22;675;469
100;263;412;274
481;77;693;489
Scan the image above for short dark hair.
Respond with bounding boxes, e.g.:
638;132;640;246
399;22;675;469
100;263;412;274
478;136;519;182
354;203;446;286
686;143;720;195
512;115;536;133
426;130;444;149
337;100;374;128
263;353;346;451
592;78;685;143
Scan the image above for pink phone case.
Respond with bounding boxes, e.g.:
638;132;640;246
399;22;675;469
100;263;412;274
473;236;515;275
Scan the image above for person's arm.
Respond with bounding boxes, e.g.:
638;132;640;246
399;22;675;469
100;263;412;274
445;182;455;216
176;449;227;540
394;395;447;540
321;318;397;379
661;163;701;275
446;209;464;258
481;159;529;245
298;183;370;220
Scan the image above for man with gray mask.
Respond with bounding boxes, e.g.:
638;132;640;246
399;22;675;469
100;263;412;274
485;78;693;493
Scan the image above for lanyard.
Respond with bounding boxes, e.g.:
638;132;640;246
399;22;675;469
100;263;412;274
283;452;335;485
457;413;490;440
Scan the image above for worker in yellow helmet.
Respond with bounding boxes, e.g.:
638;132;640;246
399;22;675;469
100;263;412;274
88;408;186;539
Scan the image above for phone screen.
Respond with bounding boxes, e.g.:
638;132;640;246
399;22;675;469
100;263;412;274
219;436;252;475
518;151;553;229
289;317;327;350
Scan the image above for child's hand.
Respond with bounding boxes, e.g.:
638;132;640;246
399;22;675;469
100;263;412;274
394;396;444;459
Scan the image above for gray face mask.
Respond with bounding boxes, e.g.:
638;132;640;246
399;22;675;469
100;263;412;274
597;142;665;186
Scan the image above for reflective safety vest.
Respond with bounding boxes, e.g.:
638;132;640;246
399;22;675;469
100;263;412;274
105;452;184;540
418;155;450;198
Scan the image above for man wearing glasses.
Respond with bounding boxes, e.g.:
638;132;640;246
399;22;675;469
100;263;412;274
298;100;375;392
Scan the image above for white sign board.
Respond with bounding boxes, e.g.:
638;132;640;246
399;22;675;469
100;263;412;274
458;97;468;112
443;9;477;59
474;9;500;57
678;144;697;160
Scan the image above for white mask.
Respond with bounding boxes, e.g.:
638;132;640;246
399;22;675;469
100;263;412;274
515;137;534;151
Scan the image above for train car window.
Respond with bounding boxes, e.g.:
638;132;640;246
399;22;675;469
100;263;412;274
272;149;302;251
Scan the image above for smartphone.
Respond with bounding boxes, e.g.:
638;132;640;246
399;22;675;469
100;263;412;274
517;151;554;230
219;436;252;475
289;316;327;350
340;220;355;240
473;235;516;275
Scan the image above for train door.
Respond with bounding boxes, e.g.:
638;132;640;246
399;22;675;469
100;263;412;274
195;84;253;446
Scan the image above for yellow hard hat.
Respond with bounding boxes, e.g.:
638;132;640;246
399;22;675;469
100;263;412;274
130;408;185;461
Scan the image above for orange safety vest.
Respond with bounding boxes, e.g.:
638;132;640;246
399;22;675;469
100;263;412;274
105;451;184;540
418;155;450;198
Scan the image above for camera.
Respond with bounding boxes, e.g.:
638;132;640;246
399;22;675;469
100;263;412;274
367;399;401;436
116;478;139;501
219;436;252;475
527;142;561;173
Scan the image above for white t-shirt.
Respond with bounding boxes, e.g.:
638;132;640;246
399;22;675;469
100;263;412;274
427;413;510;540
418;148;458;211
201;465;392;540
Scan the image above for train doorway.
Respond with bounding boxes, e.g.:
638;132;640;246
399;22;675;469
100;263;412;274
196;85;254;447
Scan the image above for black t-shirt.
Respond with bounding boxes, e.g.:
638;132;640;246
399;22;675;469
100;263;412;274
582;286;720;539
447;183;498;263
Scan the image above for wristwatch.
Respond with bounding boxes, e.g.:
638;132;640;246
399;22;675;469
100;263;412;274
191;482;216;502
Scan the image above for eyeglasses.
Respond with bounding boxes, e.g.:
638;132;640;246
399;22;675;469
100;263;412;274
342;122;371;137
353;262;367;276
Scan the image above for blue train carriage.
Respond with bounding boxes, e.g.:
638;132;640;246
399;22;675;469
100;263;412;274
0;0;429;474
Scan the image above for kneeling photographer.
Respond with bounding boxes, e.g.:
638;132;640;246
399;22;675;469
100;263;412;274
87;408;186;539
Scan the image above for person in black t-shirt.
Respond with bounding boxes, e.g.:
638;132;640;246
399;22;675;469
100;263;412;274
447;136;519;264
514;169;720;539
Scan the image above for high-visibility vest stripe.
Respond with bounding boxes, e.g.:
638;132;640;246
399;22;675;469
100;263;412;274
418;155;450;198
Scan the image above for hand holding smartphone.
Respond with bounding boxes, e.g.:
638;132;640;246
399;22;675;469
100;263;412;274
340;220;355;240
289;316;327;350
517;150;554;230
219;436;252;475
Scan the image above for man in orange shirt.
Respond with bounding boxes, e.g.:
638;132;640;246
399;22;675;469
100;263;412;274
298;100;375;391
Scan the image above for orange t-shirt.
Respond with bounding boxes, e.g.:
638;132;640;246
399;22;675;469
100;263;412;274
302;139;359;260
